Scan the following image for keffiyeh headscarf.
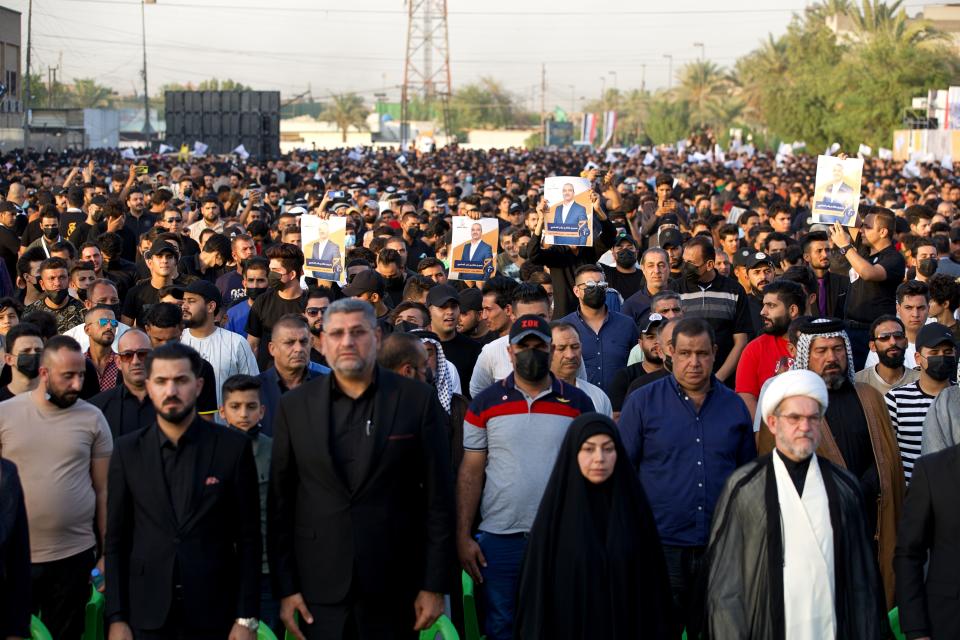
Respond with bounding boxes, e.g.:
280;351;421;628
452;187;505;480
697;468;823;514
791;317;855;381
415;333;453;413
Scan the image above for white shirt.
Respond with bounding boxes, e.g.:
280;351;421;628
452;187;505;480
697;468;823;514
470;334;588;397
574;378;613;417
180;327;259;411
63;321;130;353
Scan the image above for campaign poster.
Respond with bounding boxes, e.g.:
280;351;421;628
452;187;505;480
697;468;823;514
302;215;347;283
544;176;593;246
811;155;863;227
449;217;498;281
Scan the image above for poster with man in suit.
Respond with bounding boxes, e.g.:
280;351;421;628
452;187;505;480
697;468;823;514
450;217;498;281
812;155;863;226
302;216;346;283
544;176;593;246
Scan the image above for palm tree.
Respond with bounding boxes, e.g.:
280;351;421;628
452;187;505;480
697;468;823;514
321;93;370;142
673;61;732;129
733;34;788;128
71;78;113;108
848;0;946;47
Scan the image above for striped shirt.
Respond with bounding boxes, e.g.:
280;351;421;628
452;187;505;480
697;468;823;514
885;380;949;481
180;327;260;410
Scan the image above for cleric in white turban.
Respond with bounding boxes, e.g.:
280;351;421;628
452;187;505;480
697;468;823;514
697;369;887;640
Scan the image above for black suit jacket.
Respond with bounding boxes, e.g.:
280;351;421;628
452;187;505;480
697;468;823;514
0;460;30;638
268;367;454;604
105;418;261;631
895;445;960;639
821;271;849;319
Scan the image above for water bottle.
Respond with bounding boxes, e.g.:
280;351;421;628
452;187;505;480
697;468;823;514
91;567;104;590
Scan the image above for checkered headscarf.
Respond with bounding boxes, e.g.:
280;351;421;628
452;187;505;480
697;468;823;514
418;335;453;414
791;317;855;381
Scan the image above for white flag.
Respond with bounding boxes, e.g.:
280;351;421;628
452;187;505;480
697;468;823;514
120;148;136;160
642;152;656;166
157;143;173;154
193;141;209;156
777;142;793;156
903;160;921;178
825;142;841;156
943;155;954;171
857;144;872;157
625;144;641;158
232;144;250;160
878;148;893;160
791;141;806;151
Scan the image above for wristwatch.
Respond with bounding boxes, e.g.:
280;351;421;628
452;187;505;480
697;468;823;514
235;618;259;631
838;245;851;256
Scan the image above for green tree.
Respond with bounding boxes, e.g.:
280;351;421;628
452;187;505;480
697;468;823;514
644;95;690;144
320;93;370;142
449;77;533;130
70;78;114;108
673;61;732;129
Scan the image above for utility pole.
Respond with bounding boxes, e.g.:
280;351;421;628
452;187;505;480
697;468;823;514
540;63;546;147
401;0;452;149
641;64;646;93
141;0;154;145
694;41;705;61
599;76;605;106
663;54;673;90
23;0;32;149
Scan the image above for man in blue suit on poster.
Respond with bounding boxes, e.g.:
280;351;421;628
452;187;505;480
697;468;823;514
550;182;589;246
462;222;493;264
310;220;342;263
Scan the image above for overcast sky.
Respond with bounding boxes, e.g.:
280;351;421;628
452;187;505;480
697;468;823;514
4;0;939;109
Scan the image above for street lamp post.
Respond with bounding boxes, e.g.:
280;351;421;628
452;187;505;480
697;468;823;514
141;0;154;144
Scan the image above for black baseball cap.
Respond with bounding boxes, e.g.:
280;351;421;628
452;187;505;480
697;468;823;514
659;228;683;249
340;270;385;297
509;314;552;345
639;312;665;335
744;251;776;270
147;238;179;259
916;322;956;351
459;287;483;313
733;247;753;267
426;284;460;308
184;280;222;309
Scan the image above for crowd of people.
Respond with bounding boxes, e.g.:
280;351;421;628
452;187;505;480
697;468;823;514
0;142;956;639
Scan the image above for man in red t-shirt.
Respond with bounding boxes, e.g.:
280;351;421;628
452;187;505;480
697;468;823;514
735;280;806;420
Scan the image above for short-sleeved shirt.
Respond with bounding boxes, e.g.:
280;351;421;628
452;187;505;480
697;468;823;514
23;297;85;335
121;275;197;326
845;245;906;323
224;300;252;338
245;290;307;369
885;381;949;482
0;393;113;562
180;327;259;409
670;272;752;376
464;374;594;534
735;333;792;399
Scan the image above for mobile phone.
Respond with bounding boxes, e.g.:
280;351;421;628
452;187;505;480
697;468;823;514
329;191;345;199
135;165;149;175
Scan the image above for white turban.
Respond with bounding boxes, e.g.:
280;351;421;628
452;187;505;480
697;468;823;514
760;369;829;423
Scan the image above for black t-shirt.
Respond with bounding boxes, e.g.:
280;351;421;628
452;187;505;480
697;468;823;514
601;265;645;302
246;289;307;368
624;368;671;401
439;332;482;399
216;270;246;307
844;244;906;324
121;275;196;326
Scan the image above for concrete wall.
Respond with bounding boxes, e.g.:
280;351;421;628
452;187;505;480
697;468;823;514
0;6;22;113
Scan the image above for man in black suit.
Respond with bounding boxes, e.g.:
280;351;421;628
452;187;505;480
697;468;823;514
801;231;848;318
895;444;960;640
268;297;454;640
105;342;262;640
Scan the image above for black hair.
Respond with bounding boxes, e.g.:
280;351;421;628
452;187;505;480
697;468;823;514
927;273;960;311
671;317;716;347
868;314;904;340
377;332;426;371
145;342;202;378
762;279;805;313
5;322;41;354
221;373;262;400
512;282;549;307
896;279;930;304
142;302;183;329
481;275;519;309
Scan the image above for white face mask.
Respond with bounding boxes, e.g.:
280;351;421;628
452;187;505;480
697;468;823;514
345;234;356;248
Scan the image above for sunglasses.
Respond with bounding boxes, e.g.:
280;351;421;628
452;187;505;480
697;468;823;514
118;349;151;362
91;318;119;328
305;307;328;316
165;217;183;223
873;331;905;342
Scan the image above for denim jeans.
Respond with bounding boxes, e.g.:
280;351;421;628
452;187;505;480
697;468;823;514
662;544;706;637
476;531;528;640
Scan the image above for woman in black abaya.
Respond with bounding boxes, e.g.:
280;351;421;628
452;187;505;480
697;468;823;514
514;413;673;639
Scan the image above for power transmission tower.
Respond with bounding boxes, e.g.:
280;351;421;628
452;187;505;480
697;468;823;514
400;0;452;149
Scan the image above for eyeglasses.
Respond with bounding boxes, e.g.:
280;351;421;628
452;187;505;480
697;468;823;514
118;349;151;362
576;281;608;291
165;217;183;223
305;307;328;316
774;413;823;427
873;331;905;342
96;318;119;328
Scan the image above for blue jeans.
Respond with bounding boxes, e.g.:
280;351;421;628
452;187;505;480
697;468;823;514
476;531;528;640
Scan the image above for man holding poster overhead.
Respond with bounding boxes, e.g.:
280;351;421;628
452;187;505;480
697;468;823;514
310;220;341;263
547;180;591;246
812;156;862;226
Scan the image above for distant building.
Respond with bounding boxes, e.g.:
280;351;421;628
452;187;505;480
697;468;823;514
827;4;960;51
0;5;23;136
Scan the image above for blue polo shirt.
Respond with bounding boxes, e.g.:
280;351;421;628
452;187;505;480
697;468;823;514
617;374;756;547
560;307;639;392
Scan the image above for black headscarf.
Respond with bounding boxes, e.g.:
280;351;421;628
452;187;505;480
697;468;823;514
513;413;673;640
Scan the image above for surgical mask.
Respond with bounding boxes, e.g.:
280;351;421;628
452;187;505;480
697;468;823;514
77;288;88;303
614;249;637;269
247;286;268;301
182;187;193;198
514;348;550;381
681;261;702;285
924;355;957;382
383;275;404;288
917;258;938;277
46;289;68;305
15;353;40;379
345;234;356;248
581;285;607;309
42;227;59;240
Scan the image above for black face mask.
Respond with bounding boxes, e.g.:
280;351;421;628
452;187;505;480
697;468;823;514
383;275;404;288
182;187;193;198
15;353;40;380
663;354;674;372
77;288;88;303
917;258;938;277
246;286;268;301
28;277;43;294
615;249;637;268
42;227;59;240
925;355;957;382
267;272;284;291
581;286;607;309
514;348;550;382
681;261;702;285
46;289;68;305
